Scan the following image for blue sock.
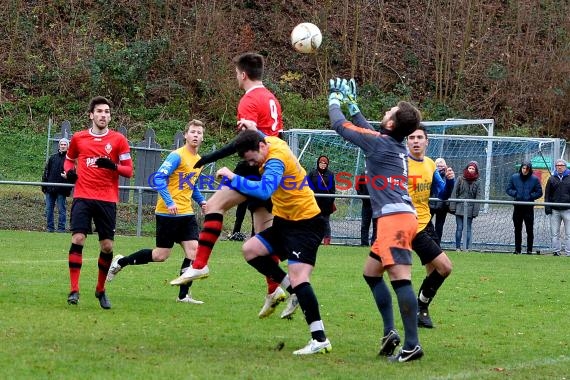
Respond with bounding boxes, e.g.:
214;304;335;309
392;279;419;350
363;275;394;335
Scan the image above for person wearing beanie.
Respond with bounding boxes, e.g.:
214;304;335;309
505;161;543;254
308;155;336;245
544;159;570;256
449;161;482;250
41;138;72;232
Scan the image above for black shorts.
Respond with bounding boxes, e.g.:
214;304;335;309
155;214;199;249
233;160;273;213
257;214;326;266
70;198;117;241
412;221;443;265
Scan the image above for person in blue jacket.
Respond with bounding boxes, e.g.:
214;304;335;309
506;161;543;254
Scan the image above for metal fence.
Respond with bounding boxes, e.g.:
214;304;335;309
2;180;567;254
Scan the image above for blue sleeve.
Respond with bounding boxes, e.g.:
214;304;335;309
438;171;455;200
191;176;206;205
531;177;543;200
230;159;284;200
155;152;181;207
432;170;445;197
506;176;517;198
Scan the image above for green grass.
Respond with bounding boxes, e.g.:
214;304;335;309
1;230;569;379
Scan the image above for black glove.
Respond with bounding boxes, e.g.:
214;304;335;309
66;169;78;184
193;141;237;168
95;157;118;171
545;207;552;215
41;186;47;194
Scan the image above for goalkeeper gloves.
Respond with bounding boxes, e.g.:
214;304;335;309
345;78;360;116
95;157;118;171
328;77;346;107
66;169;78;184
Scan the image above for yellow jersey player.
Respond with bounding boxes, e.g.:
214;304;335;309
106;120;207;304
407;126;455;328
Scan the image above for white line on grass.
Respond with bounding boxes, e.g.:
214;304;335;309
430;355;570;379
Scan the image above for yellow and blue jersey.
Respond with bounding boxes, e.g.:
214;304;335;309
154;146;205;216
230;136;320;221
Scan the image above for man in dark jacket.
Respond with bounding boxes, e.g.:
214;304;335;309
308;155;336;245
506;161;543;254
42;138;72;232
544;159;570;256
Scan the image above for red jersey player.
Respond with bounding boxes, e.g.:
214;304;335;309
64;96;133;309
172;53;299;320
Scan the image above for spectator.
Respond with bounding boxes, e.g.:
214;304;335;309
308;155;336;245
429;158;452;244
42;138;72;232
356;171;377;246
505;161;543;254
544;158;570;256
449;161;482;251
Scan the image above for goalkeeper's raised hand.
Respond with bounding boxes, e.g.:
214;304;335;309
328;77;346;107
345;78;360;116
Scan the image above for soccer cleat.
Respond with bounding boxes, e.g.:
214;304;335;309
170;265;209;285
176;292;204;305
95;291;111;309
258;287;286;318
293;338;332;355
388;345;424;363
106;254;124;282
67;291;80;305
418;307;434;328
553;251;561;256
228;232;247;241
378;329;401;356
280;294;300;319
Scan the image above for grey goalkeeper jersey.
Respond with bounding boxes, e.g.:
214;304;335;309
329;104;416;219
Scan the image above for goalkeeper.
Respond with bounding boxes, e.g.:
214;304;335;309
328;78;423;363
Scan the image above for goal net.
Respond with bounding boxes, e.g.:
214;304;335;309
284;119;564;251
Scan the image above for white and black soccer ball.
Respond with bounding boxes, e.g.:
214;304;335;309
291;23;322;54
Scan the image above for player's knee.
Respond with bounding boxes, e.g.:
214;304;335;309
71;234;86;246
100;240;114;253
437;259;452;276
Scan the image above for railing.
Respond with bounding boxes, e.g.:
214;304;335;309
1;180;565;253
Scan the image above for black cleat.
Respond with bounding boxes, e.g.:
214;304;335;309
95;291;112;309
378;329;401;356
389;345;424;363
418;308;434;328
67;291;80;305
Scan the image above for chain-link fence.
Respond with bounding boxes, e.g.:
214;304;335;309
2;180;567;253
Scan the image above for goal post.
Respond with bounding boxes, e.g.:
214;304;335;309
283;120;564;249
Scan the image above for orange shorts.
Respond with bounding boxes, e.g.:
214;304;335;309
371;213;418;267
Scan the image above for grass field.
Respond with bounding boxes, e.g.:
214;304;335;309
1;230;569;379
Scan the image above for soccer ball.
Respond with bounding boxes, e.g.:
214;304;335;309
291;23;322;54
